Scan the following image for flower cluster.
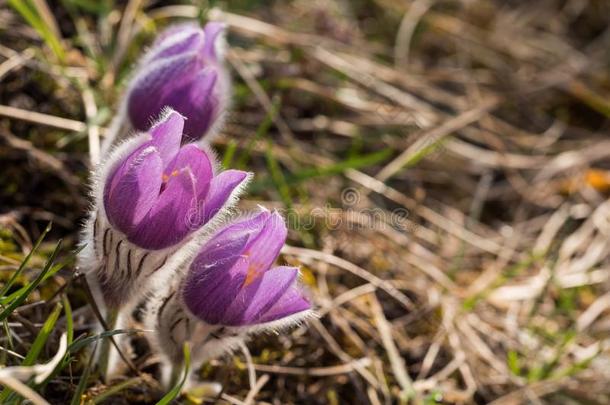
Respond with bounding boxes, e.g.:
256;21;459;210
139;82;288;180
78;22;312;387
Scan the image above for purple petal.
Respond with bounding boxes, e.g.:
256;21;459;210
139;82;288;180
194;212;271;265
128;22;228;141
243;211;287;274
129;167;197;249
147;28;205;63
258;284;311;323
104;144;144;197
183;248;249;325
192;233;251;271
164;144;213;197
202;22;226;62
149;110;185;167
152;23;201;49
127;53;200;132
103;146;162;234
196;170;248;226
222;266;299;326
160;69;219;141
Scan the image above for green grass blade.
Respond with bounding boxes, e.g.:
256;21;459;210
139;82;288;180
62;0;111;14
250;148;392;193
1;261;66;306
68;329;138;353
265;138;293;209
222;139;238;168
7;0;66;62
50;295;75;379
507;350;521;376
91;377;141;404
0;239;63;321
0;244;79;307
156;344;191;405
236;101;278;169
69;342;98;405
0;223;51;298
38;300;74;385
22;302;63;366
462;252;543;311
289;148;392;183
403;136;449;169
62;295;74;346
0;302;63;401
1;319;14;360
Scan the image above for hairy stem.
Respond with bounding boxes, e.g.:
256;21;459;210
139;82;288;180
98;307;119;382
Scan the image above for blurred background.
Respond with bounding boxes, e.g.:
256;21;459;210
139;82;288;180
1;0;610;403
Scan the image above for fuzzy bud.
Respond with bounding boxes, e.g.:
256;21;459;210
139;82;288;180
183;210;311;326
79;109;249;308
146;209;312;384
126;22;230;142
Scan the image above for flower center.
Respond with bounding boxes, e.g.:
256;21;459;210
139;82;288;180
162;170;180;183
243;263;262;287
160;169;180;193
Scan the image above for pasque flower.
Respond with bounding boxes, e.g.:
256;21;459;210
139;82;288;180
183;210;311;326
103;110;245;249
126;22;229;142
79;109;248;308
147;209;312;377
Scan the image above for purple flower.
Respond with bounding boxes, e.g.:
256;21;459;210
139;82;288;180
126;22;229;142
181;210;311;327
103;110;247;250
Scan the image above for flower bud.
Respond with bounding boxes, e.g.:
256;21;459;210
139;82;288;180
126;22;230;142
183;210;311;327
146;209;312;379
79;109;249;308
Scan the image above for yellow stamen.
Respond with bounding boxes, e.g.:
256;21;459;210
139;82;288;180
243;263;261;287
162;170;180;183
